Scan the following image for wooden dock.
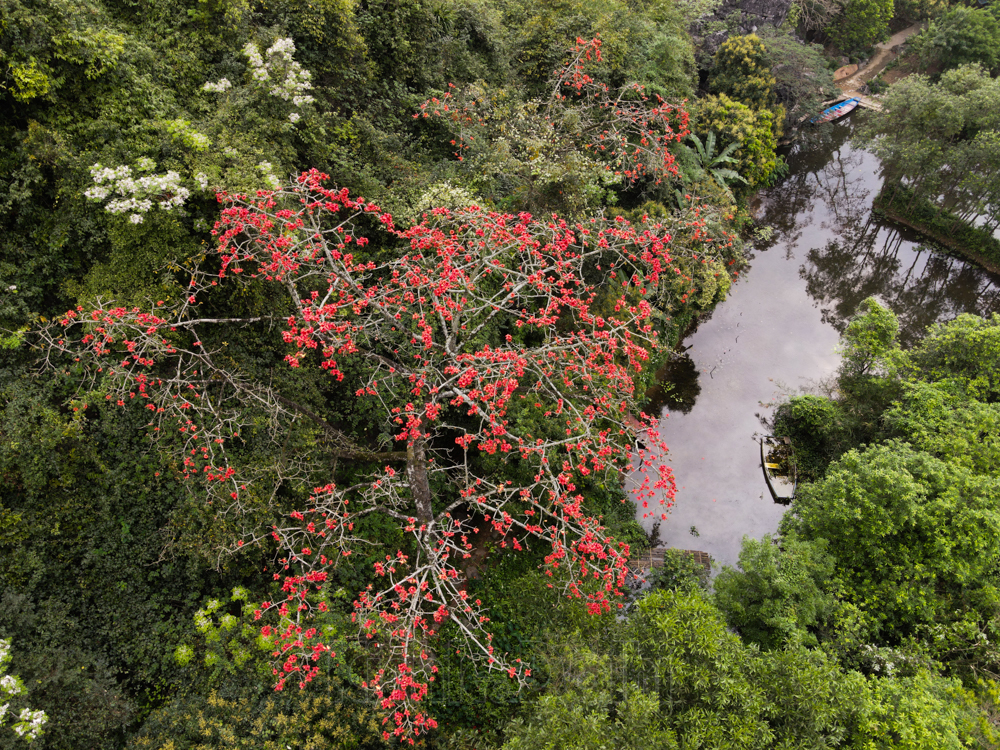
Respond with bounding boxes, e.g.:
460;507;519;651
820;93;883;113
634;546;711;572
840;92;882;112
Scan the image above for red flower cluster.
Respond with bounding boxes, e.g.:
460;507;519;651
417;37;690;186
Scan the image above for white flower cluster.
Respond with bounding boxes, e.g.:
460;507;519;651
85;162;206;224
12;710;46;740
243;38;314;123
193;610;212;631
1;638;48;742
257;161;281;189
202;77;232;94
244;42;267;80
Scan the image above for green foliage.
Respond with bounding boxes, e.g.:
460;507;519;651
709;35;777;113
629;0;699;99
0;0;125;104
757;27;837;129
695;94;779;188
5;61;51;103
645;548;710;593
622;590;875;748
0;378;266;746
885;382;1000;475
826;0;892;55
181;588;295;685
839;295;901;381
866;670;991;749
773;394;853;480
0;635;47;743
714;534;837;650
673;131;746;202
866;74;888;94
357;0;507;93
906;312;1000;402
893;0;945;23
508;0;695;97
672;0;725;26
762;302;1000;694
502;640;677;750
505;588;998;750
913;6;1000;75
785;440;1000;643
624;590;766;726
0;328;25;351
128;672;381;750
0;592;134;750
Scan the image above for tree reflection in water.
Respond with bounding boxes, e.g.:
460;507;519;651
759;118;1000;347
638;116;1000;568
645;350;701;416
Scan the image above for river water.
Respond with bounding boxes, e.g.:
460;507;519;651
633;116;1000;570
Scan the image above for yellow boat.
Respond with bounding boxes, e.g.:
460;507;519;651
760;435;797;504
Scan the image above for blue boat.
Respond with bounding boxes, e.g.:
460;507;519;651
810;97;860;125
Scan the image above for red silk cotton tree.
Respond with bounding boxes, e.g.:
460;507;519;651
36;170;680;740
417;37;690;188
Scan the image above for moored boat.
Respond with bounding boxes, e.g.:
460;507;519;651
760;435;796;504
810;97;860;125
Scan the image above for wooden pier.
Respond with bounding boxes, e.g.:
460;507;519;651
634;546;711;572
821;93;883;113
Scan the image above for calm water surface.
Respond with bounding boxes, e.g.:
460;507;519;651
632;117;1000;569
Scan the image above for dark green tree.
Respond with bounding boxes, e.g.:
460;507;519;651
826;0;892;55
915;6;1000;75
758;28;837;129
714;534;838;650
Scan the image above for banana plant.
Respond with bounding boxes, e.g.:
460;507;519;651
674;131;747;201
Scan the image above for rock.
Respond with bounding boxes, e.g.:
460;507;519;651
694;0;793;58
834;63;859;81
701;29;731;58
735;0;792;27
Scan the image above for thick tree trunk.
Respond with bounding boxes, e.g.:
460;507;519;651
407;435;434;525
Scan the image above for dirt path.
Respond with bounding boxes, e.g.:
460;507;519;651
835;23;924;94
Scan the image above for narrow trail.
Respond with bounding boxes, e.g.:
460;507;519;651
835;23;924;97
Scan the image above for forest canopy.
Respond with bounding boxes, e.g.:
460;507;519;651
5;0;993;746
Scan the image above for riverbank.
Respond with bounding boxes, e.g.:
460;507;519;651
873;185;1000;275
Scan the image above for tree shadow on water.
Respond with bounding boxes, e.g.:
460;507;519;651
643;350;702;417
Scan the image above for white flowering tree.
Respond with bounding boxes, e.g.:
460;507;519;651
205;38;316;124
84;37;316;224
84;160;200;225
0;639;46;743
